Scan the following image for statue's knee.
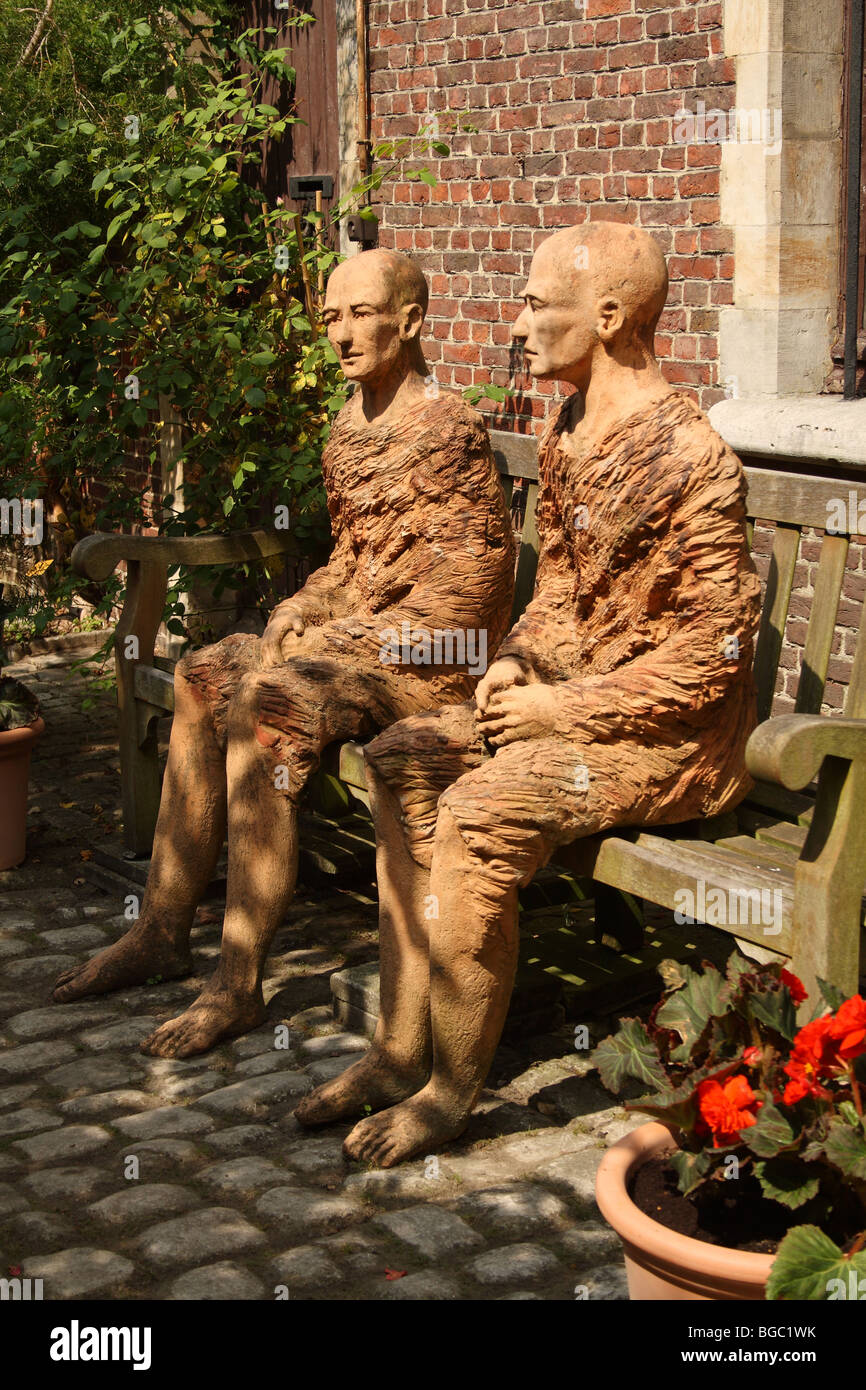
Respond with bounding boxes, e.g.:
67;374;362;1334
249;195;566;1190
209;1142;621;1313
173;649;219;713
226;671;270;737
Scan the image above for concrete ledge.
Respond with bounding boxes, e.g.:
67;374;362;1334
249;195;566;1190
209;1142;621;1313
4;627;112;664
709;396;866;467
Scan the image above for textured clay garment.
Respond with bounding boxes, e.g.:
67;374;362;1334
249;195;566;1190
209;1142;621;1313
494;390;763;818
305;389;515;651
179;391;515;781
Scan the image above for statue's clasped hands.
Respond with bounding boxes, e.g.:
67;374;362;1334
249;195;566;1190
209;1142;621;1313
474;657;559;746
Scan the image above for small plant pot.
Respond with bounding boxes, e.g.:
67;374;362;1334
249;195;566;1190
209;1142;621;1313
595;1121;776;1300
0;718;44;871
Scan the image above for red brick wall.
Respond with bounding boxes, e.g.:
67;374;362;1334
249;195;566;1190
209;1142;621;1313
367;0;734;428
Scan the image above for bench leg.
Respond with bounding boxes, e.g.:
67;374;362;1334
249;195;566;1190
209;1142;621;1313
119;704;161;857
594;882;645;953
787;755;865;1004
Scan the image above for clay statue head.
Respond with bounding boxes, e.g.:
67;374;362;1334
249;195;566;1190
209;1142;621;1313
323;249;429;388
512;222;669;388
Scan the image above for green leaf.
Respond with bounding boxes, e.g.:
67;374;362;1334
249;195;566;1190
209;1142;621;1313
817;977;847;1012
755;1157;820;1210
749;987;797;1042
742;1099;795;1159
418;170;438;187
668;1147;712;1196
590;1018;668;1094
766;1224;866;1301
655;963;729;1061
823;1119;866;1180
725;950;756;989
243;386;266;407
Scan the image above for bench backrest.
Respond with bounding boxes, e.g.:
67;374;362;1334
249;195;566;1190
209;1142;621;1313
489;428;866;727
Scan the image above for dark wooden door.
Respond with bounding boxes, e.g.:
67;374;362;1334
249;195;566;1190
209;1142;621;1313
235;0;340;215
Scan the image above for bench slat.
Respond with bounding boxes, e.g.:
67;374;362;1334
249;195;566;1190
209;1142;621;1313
511;480;540;622
581;833;794;953
743;777;814;824
845;613;866;719
744;470;859;532
752;523;800;723
715;833;802;873
755;820;808;853
133;664;175;713
491;429;539;481
794;532;849;714
338;741;369;790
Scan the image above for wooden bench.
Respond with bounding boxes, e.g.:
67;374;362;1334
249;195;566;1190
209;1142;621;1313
72;428;866;1000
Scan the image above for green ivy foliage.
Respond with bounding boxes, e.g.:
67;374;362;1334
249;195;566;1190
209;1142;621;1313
0;2;346;638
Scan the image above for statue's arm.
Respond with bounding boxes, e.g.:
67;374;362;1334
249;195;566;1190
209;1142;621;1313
288;525;358;622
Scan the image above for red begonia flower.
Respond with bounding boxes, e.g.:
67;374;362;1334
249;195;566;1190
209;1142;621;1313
696;1074;762;1147
780;969;808;1005
827;995;866;1062
782;1016;842;1103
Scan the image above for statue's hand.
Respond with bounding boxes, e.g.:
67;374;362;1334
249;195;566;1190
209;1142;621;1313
476;682;559;746
474;657;537;715
260;597;319;669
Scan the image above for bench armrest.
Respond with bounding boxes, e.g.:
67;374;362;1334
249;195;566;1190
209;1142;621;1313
746;714;866;790
72;528;301;583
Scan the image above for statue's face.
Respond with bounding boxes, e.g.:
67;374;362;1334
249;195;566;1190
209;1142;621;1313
322;259;412;386
511;239;600;384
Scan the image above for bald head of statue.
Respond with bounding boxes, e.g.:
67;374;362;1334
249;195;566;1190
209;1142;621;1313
323;249;429;388
512;222;669;387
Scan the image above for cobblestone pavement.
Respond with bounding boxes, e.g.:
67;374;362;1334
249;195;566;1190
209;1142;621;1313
0;646;642;1301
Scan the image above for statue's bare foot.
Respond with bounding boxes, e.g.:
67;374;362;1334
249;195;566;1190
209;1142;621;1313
342;1085;469;1168
140;987;266;1059
294;1047;428;1128
52;926;192;1004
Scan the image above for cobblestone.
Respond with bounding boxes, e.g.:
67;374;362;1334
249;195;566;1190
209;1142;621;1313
169;1261;267;1300
373;1206;484;1259
88;1183;199;1227
22;1246;135;1298
467;1242;564;1287
136;1207;267;1266
12;1123;112;1164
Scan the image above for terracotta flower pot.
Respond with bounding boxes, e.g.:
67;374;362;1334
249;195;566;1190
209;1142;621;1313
0;717;44;871
595;1121;776;1300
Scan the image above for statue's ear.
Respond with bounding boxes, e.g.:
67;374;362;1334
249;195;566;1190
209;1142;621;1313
399;302;424;341
596;295;625;344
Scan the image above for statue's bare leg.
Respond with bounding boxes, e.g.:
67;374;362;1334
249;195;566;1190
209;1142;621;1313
140;670;302;1058
295;759;433;1125
343;732;647;1167
53;660;227;1002
343;803;520;1164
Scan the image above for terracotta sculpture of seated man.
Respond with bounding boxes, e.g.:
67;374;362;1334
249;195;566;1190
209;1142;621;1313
53;248;514;1058
296;221;761;1165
